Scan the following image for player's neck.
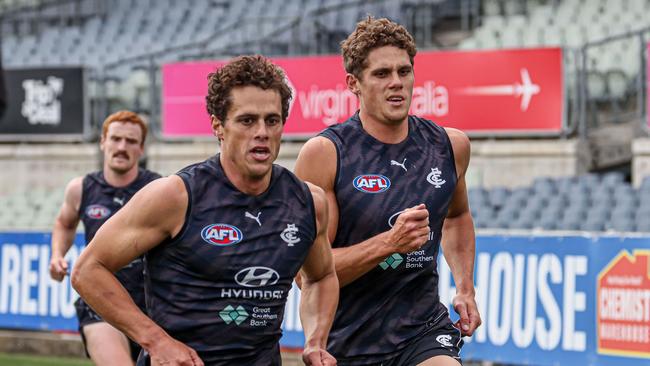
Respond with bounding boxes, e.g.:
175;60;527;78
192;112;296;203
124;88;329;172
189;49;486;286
103;166;139;187
219;155;271;196
358;109;408;144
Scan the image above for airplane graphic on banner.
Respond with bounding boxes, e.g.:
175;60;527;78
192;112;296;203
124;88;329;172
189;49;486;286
457;68;541;111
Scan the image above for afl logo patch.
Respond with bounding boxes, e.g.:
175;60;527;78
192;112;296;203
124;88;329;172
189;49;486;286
353;174;391;193
201;224;243;246
85;204;111;219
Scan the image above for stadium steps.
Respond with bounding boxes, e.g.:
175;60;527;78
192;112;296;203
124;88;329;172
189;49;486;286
0;329;308;364
0;329;85;358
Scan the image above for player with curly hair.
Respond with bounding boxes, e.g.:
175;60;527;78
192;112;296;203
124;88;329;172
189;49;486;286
72;55;339;366
295;17;481;366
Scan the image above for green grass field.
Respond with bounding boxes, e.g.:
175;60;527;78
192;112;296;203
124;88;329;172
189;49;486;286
0;353;92;366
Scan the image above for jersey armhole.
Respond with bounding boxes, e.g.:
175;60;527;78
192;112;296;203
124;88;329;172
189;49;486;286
441;128;459;181
318;133;342;192
167;173;193;244
77;175;88;217
303;182;318;244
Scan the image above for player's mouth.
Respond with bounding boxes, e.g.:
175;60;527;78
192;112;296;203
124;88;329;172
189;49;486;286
113;152;129;161
386;95;405;107
250;146;271;162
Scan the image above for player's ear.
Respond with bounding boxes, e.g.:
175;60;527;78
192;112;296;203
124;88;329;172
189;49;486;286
346;73;360;96
211;115;224;142
99;133;106;151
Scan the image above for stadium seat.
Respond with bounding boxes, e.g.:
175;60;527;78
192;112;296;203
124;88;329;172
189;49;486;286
636;218;650;232
608;219;636;232
557;220;581;231
581;220;605;232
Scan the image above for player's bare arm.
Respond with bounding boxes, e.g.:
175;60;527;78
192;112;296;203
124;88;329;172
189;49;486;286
441;127;482;337
71;176;204;366
50;176;83;281
299;182;339;366
295;136;430;287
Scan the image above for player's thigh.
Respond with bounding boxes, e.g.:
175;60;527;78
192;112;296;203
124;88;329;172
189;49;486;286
417;355;462;366
83;322;134;366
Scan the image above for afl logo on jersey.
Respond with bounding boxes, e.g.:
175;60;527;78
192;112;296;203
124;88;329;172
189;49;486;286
85;204;111;219
201;224;243;246
353;174;391;193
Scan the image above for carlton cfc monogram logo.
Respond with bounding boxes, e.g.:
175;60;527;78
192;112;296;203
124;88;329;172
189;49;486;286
281;224;301;246
201;224;243;246
353;174;391;193
427;168;446;188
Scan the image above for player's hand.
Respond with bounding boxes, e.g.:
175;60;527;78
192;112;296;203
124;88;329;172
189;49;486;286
453;292;481;337
385;204;430;254
149;336;204;366
302;347;337;366
49;256;69;282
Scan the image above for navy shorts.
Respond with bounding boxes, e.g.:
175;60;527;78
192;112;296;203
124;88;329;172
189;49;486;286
75;297;142;362
336;302;464;366
136;343;281;366
383;312;464;365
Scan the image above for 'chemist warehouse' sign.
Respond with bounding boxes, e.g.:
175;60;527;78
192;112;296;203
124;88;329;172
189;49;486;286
0;232;84;330
2;232;650;366
284;235;650;365
435;235;650;366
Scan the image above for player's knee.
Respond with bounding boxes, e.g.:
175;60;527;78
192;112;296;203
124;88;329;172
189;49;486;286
417;355;462;366
84;323;133;365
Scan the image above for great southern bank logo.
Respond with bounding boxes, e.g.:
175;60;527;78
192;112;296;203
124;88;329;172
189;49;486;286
353;174;391;193
85;204;111;219
201;224;243;246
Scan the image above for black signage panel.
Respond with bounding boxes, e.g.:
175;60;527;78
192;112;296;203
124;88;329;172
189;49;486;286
0;68;85;137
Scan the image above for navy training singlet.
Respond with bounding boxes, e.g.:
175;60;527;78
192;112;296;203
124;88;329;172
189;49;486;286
79;168;161;312
143;155;316;365
320;113;458;364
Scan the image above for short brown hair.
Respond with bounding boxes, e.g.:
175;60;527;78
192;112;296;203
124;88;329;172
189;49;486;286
206;55;292;123
341;17;417;78
101;110;148;145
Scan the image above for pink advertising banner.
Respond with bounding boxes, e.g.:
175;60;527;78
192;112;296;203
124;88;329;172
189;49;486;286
162;48;564;137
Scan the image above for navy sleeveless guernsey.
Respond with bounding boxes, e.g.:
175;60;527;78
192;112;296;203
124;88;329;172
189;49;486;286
320;113;458;364
143;155;316;365
79;168;160;313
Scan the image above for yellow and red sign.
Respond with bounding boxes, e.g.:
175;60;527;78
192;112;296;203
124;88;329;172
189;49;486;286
597;250;650;358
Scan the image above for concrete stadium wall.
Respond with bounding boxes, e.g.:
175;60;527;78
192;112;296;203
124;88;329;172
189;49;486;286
0;139;593;193
148;139;591;189
468;139;590;188
146;141;304;176
0;144;100;194
632;137;650;187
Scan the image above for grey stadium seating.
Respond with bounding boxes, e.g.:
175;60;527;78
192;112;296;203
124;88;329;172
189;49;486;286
469;172;650;233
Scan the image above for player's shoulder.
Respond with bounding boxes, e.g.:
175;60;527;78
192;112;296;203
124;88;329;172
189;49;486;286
140;168;163;181
304;181;328;221
175;155;218;179
319;113;360;142
300;135;337;159
65;176;84;194
136;175;187;208
295;136;338;190
443;127;471;154
304;181;326;202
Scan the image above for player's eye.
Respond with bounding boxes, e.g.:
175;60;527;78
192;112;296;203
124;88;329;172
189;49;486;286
399;68;412;76
267;117;281;126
